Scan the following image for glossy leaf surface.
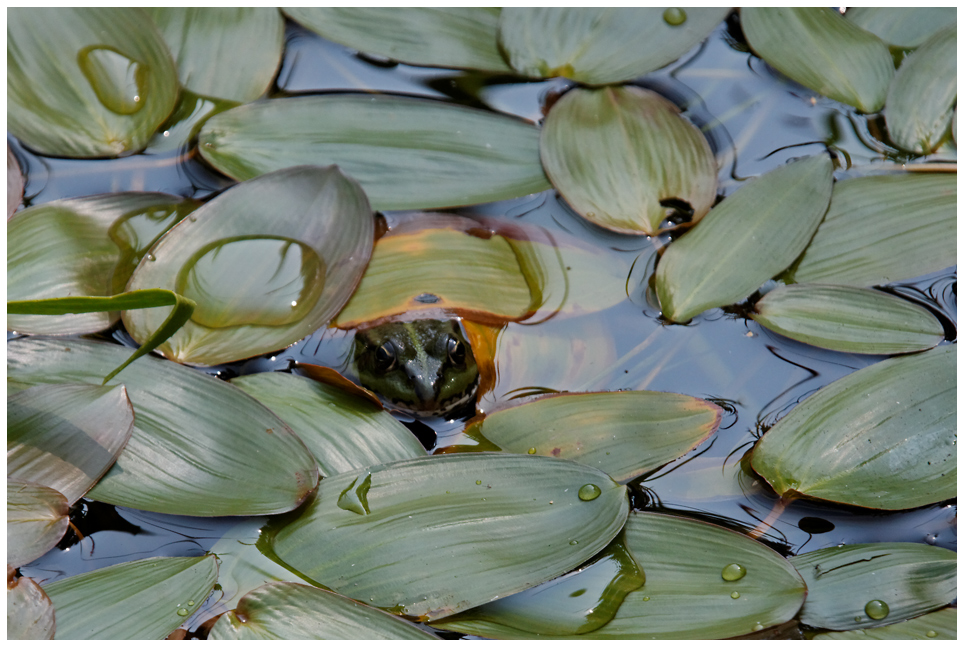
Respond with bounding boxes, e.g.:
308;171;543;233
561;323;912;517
124;166;373;366
7;569;55;640
813;607;956;640
7;193;196;335
541;86;718;235
751;345;955;509
197;94;549;210
44;555;218;640
741;7;894;112
7;7;178;157
209;582;439;640
845;7;956;47
231;372;426;477
283;7;510;73
8;384;133;505
885;26;956;154
148;8;284;102
498;7;730;85
447;391;721;482
8;338;318;517
789;173;956;286
751;284;945;354
7;480;69;569
789;543;957;630
273;453;628;621
656;154;833;322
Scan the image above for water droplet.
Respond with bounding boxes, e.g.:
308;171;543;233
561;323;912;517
586;211;596;218
854;616;863;622
578;484;602;501
476;480;482;485
925;533;938;545
642;596;650;601
176;608;190;617
187;600;195;606
145;254;155;262
926;630;938;638
414;292;440;304
336;472;372;515
864;599;889;620
730;591;740;599
752;623;764;631
569;539;579;545
77;46;149;115
663;8;687;26
527;447;537;454
721;563;747;582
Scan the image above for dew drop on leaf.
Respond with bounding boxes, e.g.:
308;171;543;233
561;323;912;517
721;563;747;582
77;46;148;115
578;483;601;501
864;599;889;620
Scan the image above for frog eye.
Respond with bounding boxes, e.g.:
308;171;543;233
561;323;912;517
446;335;466;365
374;342;396;371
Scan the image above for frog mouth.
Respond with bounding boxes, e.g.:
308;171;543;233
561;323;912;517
387;376;479;418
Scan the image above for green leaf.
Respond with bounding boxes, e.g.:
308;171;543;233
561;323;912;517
445;391;721;482
8;290;197;384
7;193;197;335
230;372;426;477
43;555;218;640
656;154;833;322
209;582;440;640
751;284;944;355
7;145;23;218
431;534;644;637
789;543;956;630
498;7;731;85
148;8;284;103
124;166;373;366
273;453;628;621
813;607;956;640
283;7;511;74
7;569;56;640
7;7;178;157
7;384;133;504
540;86;718;235
197;94;550;211
845;7;956;48
741;7;894;112
751;345;955;510
8;338;319;517
7;480;70;569
789;173;956;287
885;26;956;154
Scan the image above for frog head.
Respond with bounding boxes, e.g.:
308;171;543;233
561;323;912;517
352;319;479;417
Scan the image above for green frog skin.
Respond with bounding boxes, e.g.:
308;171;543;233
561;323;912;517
353;320;479;417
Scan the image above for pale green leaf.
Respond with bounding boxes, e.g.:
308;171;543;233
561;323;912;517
7;569;56;640
845;7;956;48
813;607;956;640
7;145;23;218
7;480;69;569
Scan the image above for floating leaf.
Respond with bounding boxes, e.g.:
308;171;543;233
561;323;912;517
497;7;731;85
788;173;956;287
813;607;956;640
789;543;956;630
741;7;894;112
197;94;550;211
273;453;628;621
7;145;22;218
845;7;956;48
43;555;218;640
751;345;955;510
7;193;197;335
209;582;439;640
8;383;133;505
540;86;718;235
656;154;833;322
751;284;944;355
231;372;426;477
8;338;318;517
124;165;373;366
7;480;70;569
283;7;511;74
432;535;644;637
7;568;55;640
148;8;283;103
885;26;956;154
7;7;178;157
445;391;721;482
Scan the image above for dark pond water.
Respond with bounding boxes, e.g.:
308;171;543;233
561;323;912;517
11;14;957;638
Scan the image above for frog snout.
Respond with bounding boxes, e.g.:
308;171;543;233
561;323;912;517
404;361;440;407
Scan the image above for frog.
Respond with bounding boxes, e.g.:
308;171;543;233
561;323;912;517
352;319;479;417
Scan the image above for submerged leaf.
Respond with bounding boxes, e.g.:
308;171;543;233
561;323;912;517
273;453;628;621
540;86;718;235
7;7;178;157
751;345;955;510
43;555;218;640
741;7;894;112
7;480;70;569
197;94;549;211
789;543;957;630
283;7;510;73
7;568;56;640
656;154;833;322
845;7;956;48
751;284;944;354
